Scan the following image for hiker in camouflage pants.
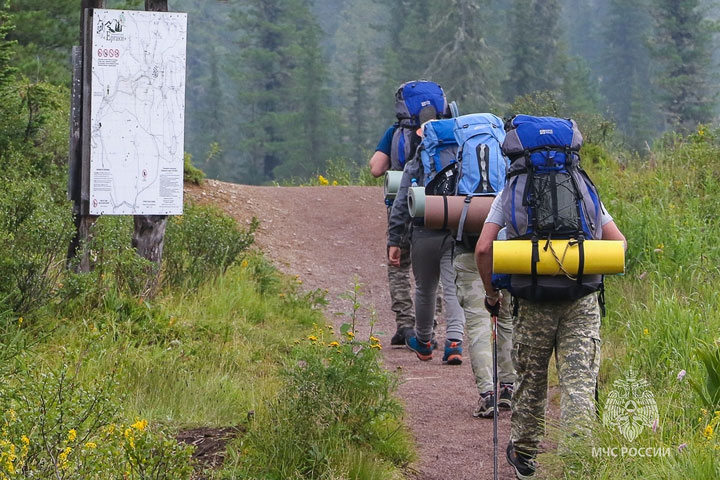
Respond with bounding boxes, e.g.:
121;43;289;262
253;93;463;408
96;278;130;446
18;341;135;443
453;246;515;416
511;294;601;454
476;194;626;478
387;240;415;334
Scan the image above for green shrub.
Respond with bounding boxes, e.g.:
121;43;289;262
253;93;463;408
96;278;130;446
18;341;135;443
0;364;194;479
227;323;411;479
163;203;256;288
183;152;206;186
0;178;74;314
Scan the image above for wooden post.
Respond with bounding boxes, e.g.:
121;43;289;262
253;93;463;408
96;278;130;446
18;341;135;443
132;0;170;276
67;0;104;271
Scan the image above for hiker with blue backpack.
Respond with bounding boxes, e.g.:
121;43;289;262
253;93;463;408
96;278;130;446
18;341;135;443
475;115;626;479
386;117;466;363
448;114;517;419
370;80;452;347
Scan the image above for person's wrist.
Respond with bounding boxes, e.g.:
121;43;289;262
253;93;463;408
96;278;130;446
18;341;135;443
485;289;500;301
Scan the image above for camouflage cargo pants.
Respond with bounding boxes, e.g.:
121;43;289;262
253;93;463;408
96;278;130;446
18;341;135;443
511;293;601;456
388;245;415;330
453;250;515;393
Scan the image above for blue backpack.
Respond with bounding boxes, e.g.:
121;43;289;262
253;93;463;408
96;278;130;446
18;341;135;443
453;113;508;196
390;80;449;170
415;114;508;241
498;114;604;301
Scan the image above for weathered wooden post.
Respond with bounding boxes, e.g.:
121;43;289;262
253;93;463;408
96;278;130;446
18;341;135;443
67;0;104;272
131;0;170;269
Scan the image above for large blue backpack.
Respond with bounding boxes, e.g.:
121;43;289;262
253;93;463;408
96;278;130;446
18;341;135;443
499;114;604;301
414;114;508;240
390;81;449;170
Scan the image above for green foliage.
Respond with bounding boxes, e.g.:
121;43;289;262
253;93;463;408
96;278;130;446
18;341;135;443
183;152;206;186
0;1;17;88
690;341;720;409
0;365;193;478
223;323;411;479
648;0;717;132
0;178;73;314
163;203;257;288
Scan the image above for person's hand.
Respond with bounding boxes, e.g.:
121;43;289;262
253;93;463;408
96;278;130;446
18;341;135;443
388;246;401;267
484;290;503;317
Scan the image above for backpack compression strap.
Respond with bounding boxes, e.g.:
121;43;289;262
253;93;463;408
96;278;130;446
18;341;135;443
455;195;473;241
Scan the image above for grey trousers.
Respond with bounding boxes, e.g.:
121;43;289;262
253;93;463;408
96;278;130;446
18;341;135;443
410;227;465;342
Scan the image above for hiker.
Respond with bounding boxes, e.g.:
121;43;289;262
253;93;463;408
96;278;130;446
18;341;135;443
387;117;466;364
370;80;450;346
448;113;516;418
475;116;626;479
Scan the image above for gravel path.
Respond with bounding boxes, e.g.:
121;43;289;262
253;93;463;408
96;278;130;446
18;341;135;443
186;181;517;480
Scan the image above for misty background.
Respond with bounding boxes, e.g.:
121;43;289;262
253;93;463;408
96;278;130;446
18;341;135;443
8;0;720;184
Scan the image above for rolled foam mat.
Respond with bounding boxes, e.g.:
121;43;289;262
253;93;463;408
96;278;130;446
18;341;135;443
384;171;403;200
410;192;494;232
493;239;625;275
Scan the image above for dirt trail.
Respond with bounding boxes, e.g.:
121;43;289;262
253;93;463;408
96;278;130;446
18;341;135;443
186;180;515;480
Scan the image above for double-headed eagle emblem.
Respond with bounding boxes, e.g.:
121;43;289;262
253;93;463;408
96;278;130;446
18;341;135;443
602;370;659;442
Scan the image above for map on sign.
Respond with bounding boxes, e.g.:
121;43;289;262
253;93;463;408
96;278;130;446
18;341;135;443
89;9;187;215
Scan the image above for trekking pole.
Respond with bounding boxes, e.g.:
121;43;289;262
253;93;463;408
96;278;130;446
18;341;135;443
491;313;499;480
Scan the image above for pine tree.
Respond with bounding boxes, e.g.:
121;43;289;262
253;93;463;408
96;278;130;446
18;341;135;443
603;0;658;147
649;0;716;132
6;0;77;85
230;0;331;183
423;0;504;112
0;1;17;89
506;0;564;101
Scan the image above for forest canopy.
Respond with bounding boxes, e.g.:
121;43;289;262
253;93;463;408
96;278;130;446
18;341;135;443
4;0;719;184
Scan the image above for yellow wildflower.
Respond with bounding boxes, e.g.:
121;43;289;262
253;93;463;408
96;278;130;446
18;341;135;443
241;259;249;268
703;424;714;440
369;336;380;344
131;419;148;432
370;344;382;350
17;317;22;326
346;331;355;338
58;446;71;470
84;442;97;449
318;175;329;185
67;429;77;442
332;180;338;186
328;341;340;347
698;127;705;137
308;335;318;342
643;328;649;335
21;435;29;447
124;428;135;449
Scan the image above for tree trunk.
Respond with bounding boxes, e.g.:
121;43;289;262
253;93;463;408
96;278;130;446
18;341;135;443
132;0;170;280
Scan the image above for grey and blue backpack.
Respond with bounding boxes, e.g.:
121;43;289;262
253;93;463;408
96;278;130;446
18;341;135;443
390;80;450;171
497;114;605;302
417;113;508;243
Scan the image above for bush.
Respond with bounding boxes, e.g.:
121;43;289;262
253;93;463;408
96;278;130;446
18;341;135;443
228;323;411;479
0;364;194;479
0;178;74;314
163;203;257;288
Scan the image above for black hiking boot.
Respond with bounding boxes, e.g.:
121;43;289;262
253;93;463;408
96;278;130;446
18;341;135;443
507;442;536;479
390;326;412;346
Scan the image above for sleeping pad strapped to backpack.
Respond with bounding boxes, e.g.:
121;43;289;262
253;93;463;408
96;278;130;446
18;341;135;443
497;114;604;301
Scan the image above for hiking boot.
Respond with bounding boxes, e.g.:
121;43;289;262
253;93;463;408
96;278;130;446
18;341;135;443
499;382;514;409
472;391;495;418
405;335;434;361
442;339;463;365
390;327;412;347
506;442;536;479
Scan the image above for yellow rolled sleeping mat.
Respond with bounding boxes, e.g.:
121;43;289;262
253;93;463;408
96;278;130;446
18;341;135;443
408;188;494;232
493;239;625;275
